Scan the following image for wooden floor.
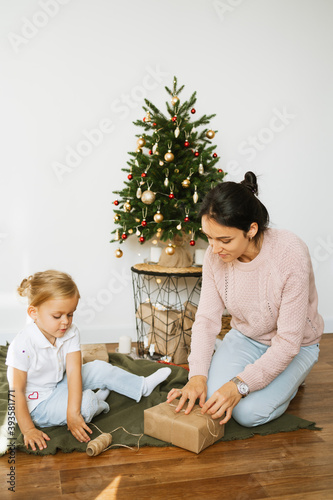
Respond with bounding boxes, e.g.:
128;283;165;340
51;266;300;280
1;335;333;500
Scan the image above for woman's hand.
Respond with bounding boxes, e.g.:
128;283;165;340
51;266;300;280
67;411;92;443
201;381;242;425
167;375;207;414
24;427;50;451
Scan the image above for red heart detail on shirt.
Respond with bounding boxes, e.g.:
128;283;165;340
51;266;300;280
28;392;39;400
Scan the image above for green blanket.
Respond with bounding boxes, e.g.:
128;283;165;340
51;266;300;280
0;345;319;456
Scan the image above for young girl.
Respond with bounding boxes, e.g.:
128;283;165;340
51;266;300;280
6;270;171;451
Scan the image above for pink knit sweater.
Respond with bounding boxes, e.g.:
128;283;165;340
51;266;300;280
188;228;324;392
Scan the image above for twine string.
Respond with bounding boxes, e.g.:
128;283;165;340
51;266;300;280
88;422;144;456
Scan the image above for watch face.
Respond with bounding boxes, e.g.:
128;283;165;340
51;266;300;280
238;382;249;395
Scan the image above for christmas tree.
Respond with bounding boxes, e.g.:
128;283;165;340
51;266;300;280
110;76;226;260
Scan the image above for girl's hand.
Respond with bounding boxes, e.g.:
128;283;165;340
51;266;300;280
167;375;207;415
67;412;92;443
24;427;50;451
201;381;242;425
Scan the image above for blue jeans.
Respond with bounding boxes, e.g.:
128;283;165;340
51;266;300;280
207;329;320;427
31;360;144;427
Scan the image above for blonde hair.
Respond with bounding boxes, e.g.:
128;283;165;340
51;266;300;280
17;270;80;307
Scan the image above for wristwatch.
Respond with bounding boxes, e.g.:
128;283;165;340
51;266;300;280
231;377;249;397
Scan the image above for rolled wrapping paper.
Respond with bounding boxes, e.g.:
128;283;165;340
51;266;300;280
150;246;162;263
194;249;206;265
86;433;112;457
118;335;132;354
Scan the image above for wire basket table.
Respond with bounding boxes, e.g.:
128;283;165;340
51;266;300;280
131;264;202;363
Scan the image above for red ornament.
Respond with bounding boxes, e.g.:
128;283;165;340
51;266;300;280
172;116;177;122
153;122;157;126
194;151;199;157
143;117;146;122
127;174;133;180
191;108;196;114
149;150;153;155
190;240;195;246
184;216;190;222
218;169;223;173
169;193;175;199
113;200;119;206
213;153;218;158
139;236;145;243
141;219;147;227
141;172;147;178
121;233;127;240
184;141;190;147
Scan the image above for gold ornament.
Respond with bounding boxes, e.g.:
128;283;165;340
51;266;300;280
154;211;164;223
141;190;156;205
176;223;182;230
128;229;133;234
174;127;180;138
145;111;151;122
137;137;146;147
165;243;175;255
198;163;204;174
136;186;142;198
136;147;142;153
175;168;179;173
115;248;123;258
114;229;121;241
164;151;174;162
181;178;191;188
206;130;215;139
159;160;164;166
124;200;132;212
171;96;179;105
113;214;120;222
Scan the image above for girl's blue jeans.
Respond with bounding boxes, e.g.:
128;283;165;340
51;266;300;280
31;360;144;427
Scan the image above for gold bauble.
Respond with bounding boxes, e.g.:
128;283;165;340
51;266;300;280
154;211;164;223
141;190;156;205
171;96;179;105
128;229;133;234
206;130;215;139
137;137;146;147
115;248;123;258
136;147;142;153
113;214;120;222
175;168;179;174
198;164;204;174
124;201;132;212
164;152;174;162
165;244;175;255
181;178;191;188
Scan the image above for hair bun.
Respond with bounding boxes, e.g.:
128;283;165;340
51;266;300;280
17;276;32;297
241;171;258;195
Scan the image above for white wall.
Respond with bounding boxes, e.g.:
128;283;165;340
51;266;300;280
0;0;332;344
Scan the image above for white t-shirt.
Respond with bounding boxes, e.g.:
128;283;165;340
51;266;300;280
6;322;81;412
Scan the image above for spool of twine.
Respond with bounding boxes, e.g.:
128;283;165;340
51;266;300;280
86;433;112;457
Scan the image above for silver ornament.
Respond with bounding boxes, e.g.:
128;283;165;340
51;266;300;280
136;187;142;198
141;190;156;205
198;163;204;174
174;127;180;138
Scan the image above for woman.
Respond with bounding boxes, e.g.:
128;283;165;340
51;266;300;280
167;172;323;427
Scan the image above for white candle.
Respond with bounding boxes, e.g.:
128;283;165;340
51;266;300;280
195;249;206;265
118;335;132;354
150;246;162;263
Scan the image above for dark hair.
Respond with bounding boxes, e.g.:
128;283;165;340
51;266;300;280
199;171;269;244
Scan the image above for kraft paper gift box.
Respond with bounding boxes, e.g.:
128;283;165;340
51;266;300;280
81;344;109;364
136;302;181;335
147;326;189;364
144;401;225;454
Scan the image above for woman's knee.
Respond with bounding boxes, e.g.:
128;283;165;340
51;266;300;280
232;397;276;427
